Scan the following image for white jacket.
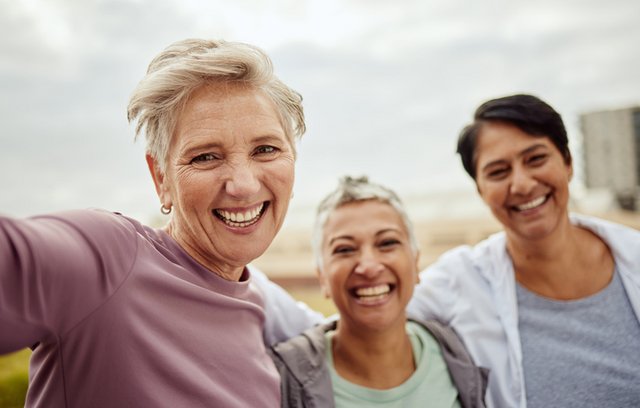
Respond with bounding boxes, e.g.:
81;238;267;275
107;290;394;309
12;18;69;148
406;214;640;408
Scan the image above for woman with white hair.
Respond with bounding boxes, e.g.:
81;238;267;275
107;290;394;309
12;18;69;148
270;176;488;408
0;38;321;407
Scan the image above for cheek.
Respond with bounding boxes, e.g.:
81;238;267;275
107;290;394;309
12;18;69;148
326;264;348;293
265;160;295;194
173;173;210;206
478;183;505;209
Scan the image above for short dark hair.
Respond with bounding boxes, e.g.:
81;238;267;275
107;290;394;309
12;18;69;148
456;94;572;179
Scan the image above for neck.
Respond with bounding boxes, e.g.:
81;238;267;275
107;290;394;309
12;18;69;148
332;319;415;389
507;219;614;300
506;216;573;264
164;224;245;281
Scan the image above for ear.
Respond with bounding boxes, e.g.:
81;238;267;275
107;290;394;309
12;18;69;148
146;154;171;207
316;267;331;299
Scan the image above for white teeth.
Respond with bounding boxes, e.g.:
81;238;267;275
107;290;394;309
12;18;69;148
355;284;390;297
215;203;264;227
516;196;546;211
359;294;388;303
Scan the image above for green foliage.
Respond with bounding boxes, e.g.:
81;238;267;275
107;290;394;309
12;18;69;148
0;349;30;408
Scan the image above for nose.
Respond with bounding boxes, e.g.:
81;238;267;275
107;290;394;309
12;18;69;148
224;163;261;199
510;166;537;196
354;250;384;278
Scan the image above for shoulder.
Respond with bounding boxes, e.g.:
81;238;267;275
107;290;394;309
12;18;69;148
0;210;149;337
571;213;640;266
425;232;506;280
409;319;470;361
417;233;507;295
32;208;140;238
2;209;143;263
409;234;507;323
571;213;640;240
271;321;334;368
270;322;336;408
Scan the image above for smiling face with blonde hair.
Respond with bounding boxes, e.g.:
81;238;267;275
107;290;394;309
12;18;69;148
147;82;295;280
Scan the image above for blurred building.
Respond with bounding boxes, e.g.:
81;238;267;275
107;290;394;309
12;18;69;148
581;106;640;210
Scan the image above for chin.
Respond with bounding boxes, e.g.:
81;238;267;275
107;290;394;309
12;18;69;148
510;222;557;241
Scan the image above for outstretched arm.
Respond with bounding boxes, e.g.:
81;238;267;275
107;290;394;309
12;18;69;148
0;210;136;354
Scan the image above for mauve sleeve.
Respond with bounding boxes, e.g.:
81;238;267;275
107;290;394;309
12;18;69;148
0;210;138;353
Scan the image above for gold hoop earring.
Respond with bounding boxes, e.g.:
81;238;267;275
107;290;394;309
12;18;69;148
160;204;172;215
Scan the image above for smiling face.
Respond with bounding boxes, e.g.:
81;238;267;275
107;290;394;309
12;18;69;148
147;83;295;280
474;121;573;242
318;200;419;333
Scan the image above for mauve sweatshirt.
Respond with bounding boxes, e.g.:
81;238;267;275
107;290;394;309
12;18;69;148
0;209;280;407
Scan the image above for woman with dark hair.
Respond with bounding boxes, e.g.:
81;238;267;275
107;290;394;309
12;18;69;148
408;94;640;407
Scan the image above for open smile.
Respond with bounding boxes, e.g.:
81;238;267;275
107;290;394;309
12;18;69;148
511;194;550;212
350;283;396;304
213;202;269;228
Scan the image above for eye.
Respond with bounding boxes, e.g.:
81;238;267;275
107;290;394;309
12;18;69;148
528;154;548;166
486;167;509;180
254;145;279;155
332;245;355;255
379;238;400;248
190;153;218;164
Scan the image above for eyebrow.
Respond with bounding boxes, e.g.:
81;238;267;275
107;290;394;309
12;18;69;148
252;134;287;144
327;228;402;246
480;143;548;172
179;142;224;158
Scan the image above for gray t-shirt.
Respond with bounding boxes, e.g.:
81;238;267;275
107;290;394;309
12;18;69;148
517;269;640;408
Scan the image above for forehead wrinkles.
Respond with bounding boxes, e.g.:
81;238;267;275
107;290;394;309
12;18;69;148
174;84;282;151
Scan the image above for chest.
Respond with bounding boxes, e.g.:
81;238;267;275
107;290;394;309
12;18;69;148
517;273;640;407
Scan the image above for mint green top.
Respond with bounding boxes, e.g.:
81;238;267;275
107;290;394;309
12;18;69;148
325;321;461;408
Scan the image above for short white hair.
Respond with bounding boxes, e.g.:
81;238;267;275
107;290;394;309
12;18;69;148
312;176;419;270
127;38;306;173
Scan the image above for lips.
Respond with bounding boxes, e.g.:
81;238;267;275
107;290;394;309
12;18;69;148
213;202;268;227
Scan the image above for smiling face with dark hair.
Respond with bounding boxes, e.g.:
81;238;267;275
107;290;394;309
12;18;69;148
475;121;573;243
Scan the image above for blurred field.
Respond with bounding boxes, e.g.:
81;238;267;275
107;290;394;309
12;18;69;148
0;349;29;408
289;285;337;317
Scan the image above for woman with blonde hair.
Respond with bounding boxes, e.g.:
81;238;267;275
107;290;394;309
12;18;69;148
0;38;321;407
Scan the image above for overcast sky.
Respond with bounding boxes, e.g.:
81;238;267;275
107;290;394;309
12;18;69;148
2;0;639;225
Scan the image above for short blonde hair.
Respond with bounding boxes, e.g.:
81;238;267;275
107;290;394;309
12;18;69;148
127;39;306;172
